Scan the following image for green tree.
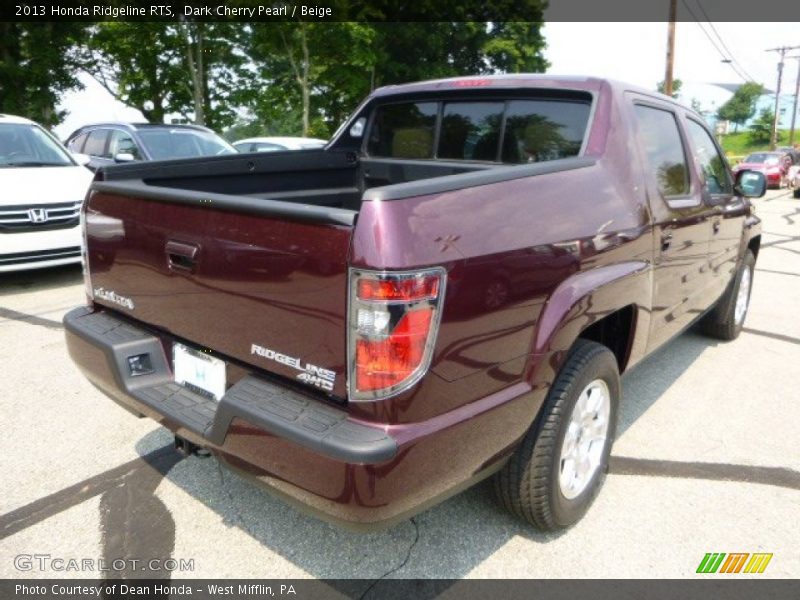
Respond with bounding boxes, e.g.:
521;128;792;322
0;23;86;127
82;22;245;129
717;82;764;132
243;21;548;139
657;78;682;99
748;108;774;145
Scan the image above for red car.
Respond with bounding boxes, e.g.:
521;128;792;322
732;152;788;188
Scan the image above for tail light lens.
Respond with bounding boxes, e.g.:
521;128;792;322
348;268;446;401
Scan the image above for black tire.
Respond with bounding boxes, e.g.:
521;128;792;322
700;250;755;341
494;339;620;530
793;188;800;199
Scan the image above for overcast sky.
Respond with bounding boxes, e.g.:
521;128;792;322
54;21;800;139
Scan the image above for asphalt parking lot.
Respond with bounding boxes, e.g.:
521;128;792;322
0;188;798;582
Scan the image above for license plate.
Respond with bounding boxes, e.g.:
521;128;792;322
173;343;226;401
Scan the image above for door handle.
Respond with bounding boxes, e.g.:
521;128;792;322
166;240;199;273
661;231;673;251
712;220;721;234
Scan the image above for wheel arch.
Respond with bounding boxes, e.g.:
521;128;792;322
527;261;651;390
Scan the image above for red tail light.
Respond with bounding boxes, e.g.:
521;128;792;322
348;268;446;401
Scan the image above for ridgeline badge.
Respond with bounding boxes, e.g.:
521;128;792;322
251;343;336;392
93;288;135;310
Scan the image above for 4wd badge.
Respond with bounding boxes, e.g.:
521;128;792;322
250;343;336;392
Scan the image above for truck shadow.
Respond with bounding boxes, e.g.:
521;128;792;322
130;328;719;582
617;327;715;436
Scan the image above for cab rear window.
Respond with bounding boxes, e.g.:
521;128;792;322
366;94;591;164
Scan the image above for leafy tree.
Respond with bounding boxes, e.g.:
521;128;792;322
748;108;774;145
717;82;764;132
0;23;86;127
657;78;682;99
243;21;548;139
82;22;245;129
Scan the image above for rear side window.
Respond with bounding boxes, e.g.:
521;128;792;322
67;132;88;153
685;119;732;195
83;129;109;158
367;102;438;159
253;142;287;153
108;129;142;160
438;102;503;161
366;94;591;164
633;105;690;197
502;100;590;163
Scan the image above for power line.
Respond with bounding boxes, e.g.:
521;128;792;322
692;0;757;82
679;0;750;83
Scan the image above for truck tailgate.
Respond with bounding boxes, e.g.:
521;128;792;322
85;186;354;399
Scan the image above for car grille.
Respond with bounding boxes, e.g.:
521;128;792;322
0;246;82;266
0;201;82;233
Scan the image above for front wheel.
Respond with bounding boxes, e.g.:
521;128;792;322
494;339;619;530
700;250;755;340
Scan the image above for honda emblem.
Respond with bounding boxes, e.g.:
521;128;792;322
28;208;48;224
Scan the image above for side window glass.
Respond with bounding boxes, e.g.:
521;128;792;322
83;130;109;158
502;99;590;164
253;143;285;153
438;102;503;161
367;102;437;159
633;105;690;197
685;119;732;196
68;132;87;153
108;130;141;160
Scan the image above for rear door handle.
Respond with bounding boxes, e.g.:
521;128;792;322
166;240;199;273
713;220;721;234
661;231;673;251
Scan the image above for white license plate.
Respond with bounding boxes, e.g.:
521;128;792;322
173;343;226;401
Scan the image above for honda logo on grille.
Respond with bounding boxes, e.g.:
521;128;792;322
28;208;48;224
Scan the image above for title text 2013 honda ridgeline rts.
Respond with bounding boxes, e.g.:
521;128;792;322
65;76;766;530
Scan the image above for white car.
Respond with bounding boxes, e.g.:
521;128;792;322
233;136;327;153
0;114;94;272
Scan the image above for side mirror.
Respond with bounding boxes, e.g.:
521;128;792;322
734;170;766;198
71;152;91;167
114;152;135;163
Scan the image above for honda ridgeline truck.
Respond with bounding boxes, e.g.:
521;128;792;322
65;76;766;531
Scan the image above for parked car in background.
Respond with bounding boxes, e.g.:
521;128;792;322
776;146;800;166
65;123;237;171
233;136;327;153
0;114;93;271
788;164;800;198
731;151;788;188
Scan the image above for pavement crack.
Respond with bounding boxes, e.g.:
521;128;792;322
358;517;420;600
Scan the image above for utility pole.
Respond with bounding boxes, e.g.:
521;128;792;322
663;0;677;97
789;56;800;146
766;46;800;150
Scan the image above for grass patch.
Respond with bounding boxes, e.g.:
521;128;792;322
720;129;795;159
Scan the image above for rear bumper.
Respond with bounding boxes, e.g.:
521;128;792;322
64;306;536;528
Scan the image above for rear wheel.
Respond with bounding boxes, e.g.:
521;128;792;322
494;339;619;530
700;250;755;340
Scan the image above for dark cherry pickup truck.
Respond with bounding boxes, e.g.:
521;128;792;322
65;75;767;531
